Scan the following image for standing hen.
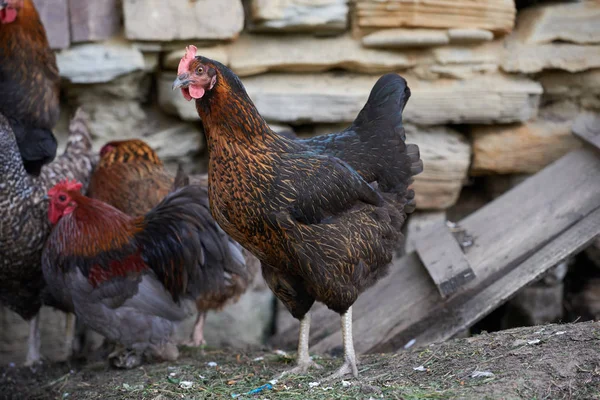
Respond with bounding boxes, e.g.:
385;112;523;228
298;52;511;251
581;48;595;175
0;0;60;176
173;47;423;379
0;109;95;365
87;139;250;348
42;174;246;368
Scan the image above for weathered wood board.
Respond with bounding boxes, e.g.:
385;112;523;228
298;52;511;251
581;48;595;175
415;220;475;298
271;148;600;354
573;113;600;151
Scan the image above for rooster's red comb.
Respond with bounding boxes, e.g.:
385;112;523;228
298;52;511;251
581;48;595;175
178;45;198;75
48;179;83;196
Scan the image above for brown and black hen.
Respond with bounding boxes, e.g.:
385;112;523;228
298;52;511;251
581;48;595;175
0;0;60;176
87;139;251;349
173;46;423;379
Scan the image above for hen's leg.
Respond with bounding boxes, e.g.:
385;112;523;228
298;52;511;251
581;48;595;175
184;311;207;347
323;307;359;380
64;313;76;360
278;312;322;378
24;314;41;366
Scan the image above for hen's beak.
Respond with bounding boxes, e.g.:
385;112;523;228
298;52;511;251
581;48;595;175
172;74;191;90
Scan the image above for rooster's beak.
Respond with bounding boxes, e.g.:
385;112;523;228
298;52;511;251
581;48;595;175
172;74;191;90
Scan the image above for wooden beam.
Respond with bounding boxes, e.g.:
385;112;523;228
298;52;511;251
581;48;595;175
271;148;600;353
573;113;600;151
372;205;600;353
415;220;475;298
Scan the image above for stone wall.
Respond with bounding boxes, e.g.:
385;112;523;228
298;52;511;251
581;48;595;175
2;0;599;363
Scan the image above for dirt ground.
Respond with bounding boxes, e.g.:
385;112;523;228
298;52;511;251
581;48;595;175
1;320;599;400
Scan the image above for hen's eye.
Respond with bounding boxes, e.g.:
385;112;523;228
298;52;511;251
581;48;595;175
197;66;204;74
58;195;67;202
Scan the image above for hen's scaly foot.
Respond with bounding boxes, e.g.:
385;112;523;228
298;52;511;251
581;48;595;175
323;359;359;381
278;358;323;379
24;314;41;366
109;347;142;369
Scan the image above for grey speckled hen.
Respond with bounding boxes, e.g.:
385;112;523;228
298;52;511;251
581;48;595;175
0;109;96;365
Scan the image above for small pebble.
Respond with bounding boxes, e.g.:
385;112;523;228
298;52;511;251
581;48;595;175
342;380;351;387
471;371;494;378
413;365;426;372
253;356;264;361
555;331;566;336
179;381;193;389
403;339;416;349
308;382;320;388
527;339;541;345
207;361;217;367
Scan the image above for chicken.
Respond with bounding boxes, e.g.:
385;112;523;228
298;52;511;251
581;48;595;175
42;173;247;368
172;46;423;379
87;138;250;348
0;0;60;176
0;109;95;365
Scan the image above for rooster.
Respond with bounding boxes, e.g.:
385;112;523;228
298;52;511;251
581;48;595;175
173;46;423;379
87;139;250;348
0;0;60;176
42;174;245;368
0;109;95;365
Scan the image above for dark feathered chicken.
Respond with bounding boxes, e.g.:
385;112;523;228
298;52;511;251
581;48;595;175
0;0;60;176
87;139;250;348
173;46;423;379
0;109;95;365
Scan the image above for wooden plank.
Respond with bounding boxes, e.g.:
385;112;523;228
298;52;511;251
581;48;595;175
374;205;600;352
271;148;600;353
572;112;600;151
415;220;475;298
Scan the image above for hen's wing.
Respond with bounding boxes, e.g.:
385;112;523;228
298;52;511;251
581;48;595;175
297;74;422;209
275;152;383;225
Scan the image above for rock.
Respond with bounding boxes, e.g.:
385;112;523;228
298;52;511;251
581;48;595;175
158;72;542;125
362;28;495;49
32;0;69;49
248;0;348;34
471;119;581;175
164;45;230;71
502;284;564;328
512;2;600;45
406;125;471;210
502;3;600;73
123;0;244;41
404;211;447;253
538;70;600;111
228;34;418;77
448;28;494;43
56;37;145;84
68;0;121;42
585;238;600;269
0;306;72;365
66;71;152;102
352;0;516;36
362;29;450;48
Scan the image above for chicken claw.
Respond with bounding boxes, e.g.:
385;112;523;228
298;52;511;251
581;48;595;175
323;307;359;381
108;345;143;369
277;312;323;379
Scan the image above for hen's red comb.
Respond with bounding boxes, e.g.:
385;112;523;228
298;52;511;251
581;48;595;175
48;179;83;196
178;45;198;75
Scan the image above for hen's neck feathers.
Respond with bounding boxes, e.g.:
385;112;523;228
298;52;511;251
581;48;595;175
54;193;142;258
195;69;279;148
